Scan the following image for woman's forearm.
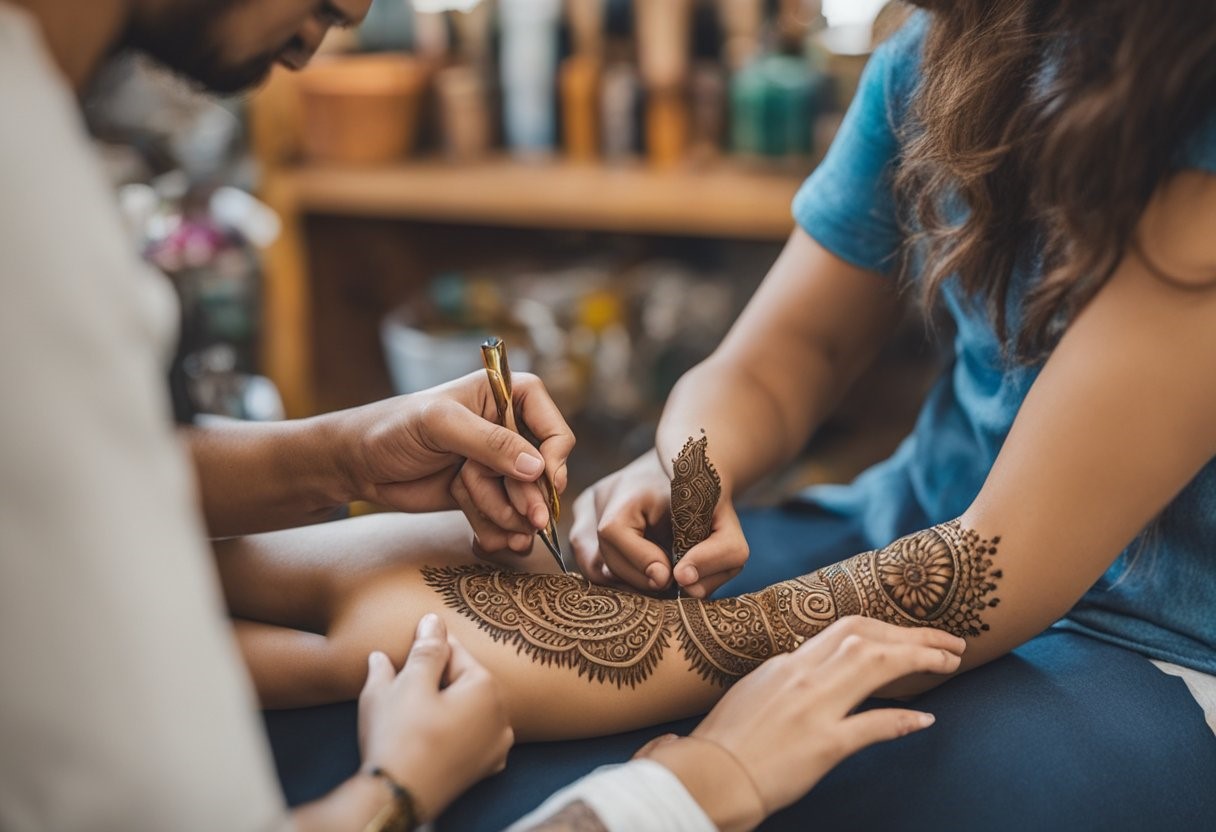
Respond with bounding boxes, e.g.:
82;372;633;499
656;352;833;494
655;230;902;493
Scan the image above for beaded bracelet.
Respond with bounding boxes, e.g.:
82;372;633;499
362;766;420;832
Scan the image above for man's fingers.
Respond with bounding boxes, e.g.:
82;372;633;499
400;613;453;691
513;374;576;486
504;476;549;530
459;461;536;535
835;709;936;759
451;471;529;554
424;400;547;483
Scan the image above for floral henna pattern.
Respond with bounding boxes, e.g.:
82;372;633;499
421;566;675;688
674;521;1002;686
424;522;1001;690
669;432;722;565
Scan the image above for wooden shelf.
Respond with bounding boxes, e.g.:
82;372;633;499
276;157;808;241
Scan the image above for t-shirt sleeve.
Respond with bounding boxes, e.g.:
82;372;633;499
1177;110;1216;174
791;13;927;275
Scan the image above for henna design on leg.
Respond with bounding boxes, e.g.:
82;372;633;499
669;432;722;566
421;566;676;688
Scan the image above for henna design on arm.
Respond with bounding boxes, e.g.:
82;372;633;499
423;522;1001;689
674;521;1003;686
669;432;722;566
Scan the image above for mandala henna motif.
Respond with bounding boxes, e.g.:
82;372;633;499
674;520;1003;686
425;521;1001;690
422;566;675;688
669;432;722;565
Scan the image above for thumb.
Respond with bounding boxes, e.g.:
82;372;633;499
400;613;453;691
425;402;545;482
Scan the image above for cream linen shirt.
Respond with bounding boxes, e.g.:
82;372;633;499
0;4;288;829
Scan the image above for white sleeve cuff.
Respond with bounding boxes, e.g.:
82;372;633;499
504;759;716;832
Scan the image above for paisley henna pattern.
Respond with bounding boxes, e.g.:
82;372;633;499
421;566;675;688
424;522;1001;689
673;520;1003;686
669;432;722;565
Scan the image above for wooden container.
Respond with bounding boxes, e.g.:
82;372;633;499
298;54;427;165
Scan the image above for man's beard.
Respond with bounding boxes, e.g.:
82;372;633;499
125;3;285;95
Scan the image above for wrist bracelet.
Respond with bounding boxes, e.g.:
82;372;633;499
362;766;420;832
680;735;768;819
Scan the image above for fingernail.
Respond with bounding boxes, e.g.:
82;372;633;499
515;453;543;477
530;505;549;529
677;564;698;585
919;713;936;728
419;613;440;637
601;564;613;579
645;563;667;589
368;652;382;669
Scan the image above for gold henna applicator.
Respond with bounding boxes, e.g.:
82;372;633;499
480;336;567;573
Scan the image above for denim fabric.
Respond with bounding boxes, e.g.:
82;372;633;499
792;11;1216;676
264;506;1216;831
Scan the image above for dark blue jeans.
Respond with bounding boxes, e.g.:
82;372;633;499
264;504;1216;831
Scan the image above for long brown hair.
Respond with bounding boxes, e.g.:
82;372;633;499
896;1;1216;359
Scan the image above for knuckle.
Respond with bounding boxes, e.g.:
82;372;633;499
839;634;869;659
409;639;444;661
486;426;515;456
419;396;452;425
497;502;519;527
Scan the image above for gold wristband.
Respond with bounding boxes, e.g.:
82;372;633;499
362;766;419;832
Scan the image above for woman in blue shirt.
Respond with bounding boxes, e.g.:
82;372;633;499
562;2;1216;828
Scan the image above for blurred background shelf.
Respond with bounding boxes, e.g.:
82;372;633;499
277;157;805;240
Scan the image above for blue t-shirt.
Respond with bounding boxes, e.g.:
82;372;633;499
792;12;1216;675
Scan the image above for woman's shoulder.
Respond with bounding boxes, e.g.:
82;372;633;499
869;9;931;128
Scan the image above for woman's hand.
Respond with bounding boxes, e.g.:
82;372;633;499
640;617;966;832
335;371;575;557
357;613;514;822
570;451;749;597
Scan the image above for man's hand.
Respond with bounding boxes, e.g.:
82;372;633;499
337;371;574;556
570;451;749;597
358;614;514;822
